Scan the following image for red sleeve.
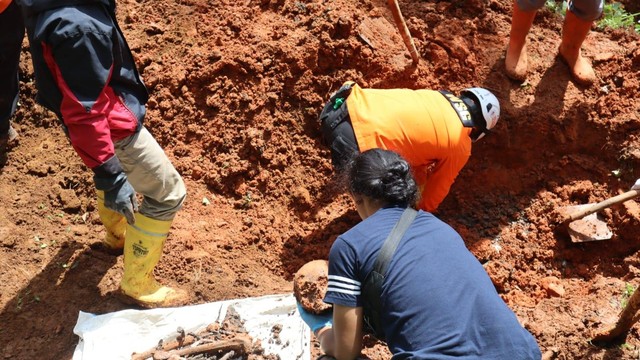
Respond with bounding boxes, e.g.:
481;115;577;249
41;33;137;172
41;42;116;169
0;0;12;13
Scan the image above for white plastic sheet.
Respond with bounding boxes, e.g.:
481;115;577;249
72;293;310;360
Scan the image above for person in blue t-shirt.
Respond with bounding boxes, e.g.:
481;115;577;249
296;148;541;360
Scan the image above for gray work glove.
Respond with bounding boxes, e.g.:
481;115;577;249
632;179;640;191
94;172;138;225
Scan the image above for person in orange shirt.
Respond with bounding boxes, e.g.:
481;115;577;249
319;82;500;213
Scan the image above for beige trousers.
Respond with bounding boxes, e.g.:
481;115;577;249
114;127;186;220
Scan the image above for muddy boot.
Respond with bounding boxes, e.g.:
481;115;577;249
558;10;596;86
119;213;189;308
505;3;536;81
96;190;127;254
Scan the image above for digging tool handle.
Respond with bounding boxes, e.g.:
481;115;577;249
387;0;420;64
566;189;640;222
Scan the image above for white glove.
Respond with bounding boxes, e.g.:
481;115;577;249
632;179;640;191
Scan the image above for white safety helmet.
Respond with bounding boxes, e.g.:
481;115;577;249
460;87;500;141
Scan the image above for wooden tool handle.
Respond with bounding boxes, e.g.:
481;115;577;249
568;189;640;221
387;0;420;65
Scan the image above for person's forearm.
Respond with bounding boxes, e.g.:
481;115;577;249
317;327;337;357
316;327;360;360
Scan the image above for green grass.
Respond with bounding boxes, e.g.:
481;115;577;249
545;1;640;33
242;192;253;208
621;283;636;309
598;2;640;33
619;342;634;351
545;0;567;15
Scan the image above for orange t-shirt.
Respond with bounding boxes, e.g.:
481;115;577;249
345;83;472;212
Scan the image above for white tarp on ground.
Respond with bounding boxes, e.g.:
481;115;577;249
72;293;310;360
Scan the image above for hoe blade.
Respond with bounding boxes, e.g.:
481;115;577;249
564;204;613;243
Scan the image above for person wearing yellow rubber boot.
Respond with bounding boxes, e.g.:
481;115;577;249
4;0;190;308
505;0;603;86
96;127;189;308
110;128;189;308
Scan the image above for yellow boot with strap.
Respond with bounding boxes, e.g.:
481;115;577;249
120;213;189;308
96;190;127;252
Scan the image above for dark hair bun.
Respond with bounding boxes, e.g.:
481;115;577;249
347;149;418;207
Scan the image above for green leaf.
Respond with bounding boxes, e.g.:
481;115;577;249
597;3;639;32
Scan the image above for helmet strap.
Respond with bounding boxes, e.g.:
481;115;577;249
470;128;490;142
460;95;488;141
460;96;485;127
439;91;474;127
439;91;488;141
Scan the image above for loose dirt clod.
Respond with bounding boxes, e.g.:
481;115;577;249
293;260;332;314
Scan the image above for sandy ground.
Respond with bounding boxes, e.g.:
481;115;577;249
1;0;640;359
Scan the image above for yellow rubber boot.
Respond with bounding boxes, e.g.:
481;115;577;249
505;2;536;81
559;10;596;86
96;190;126;252
120;213;189;308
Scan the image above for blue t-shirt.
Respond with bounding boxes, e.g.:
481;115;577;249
324;207;541;360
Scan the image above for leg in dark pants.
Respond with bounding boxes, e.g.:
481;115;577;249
0;1;24;136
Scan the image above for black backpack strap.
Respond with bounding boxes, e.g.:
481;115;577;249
362;208;418;340
373;208;418;275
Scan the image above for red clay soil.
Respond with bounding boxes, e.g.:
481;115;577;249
1;0;640;359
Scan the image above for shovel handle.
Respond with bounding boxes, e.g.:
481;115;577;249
387;0;420;65
567;189;640;222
